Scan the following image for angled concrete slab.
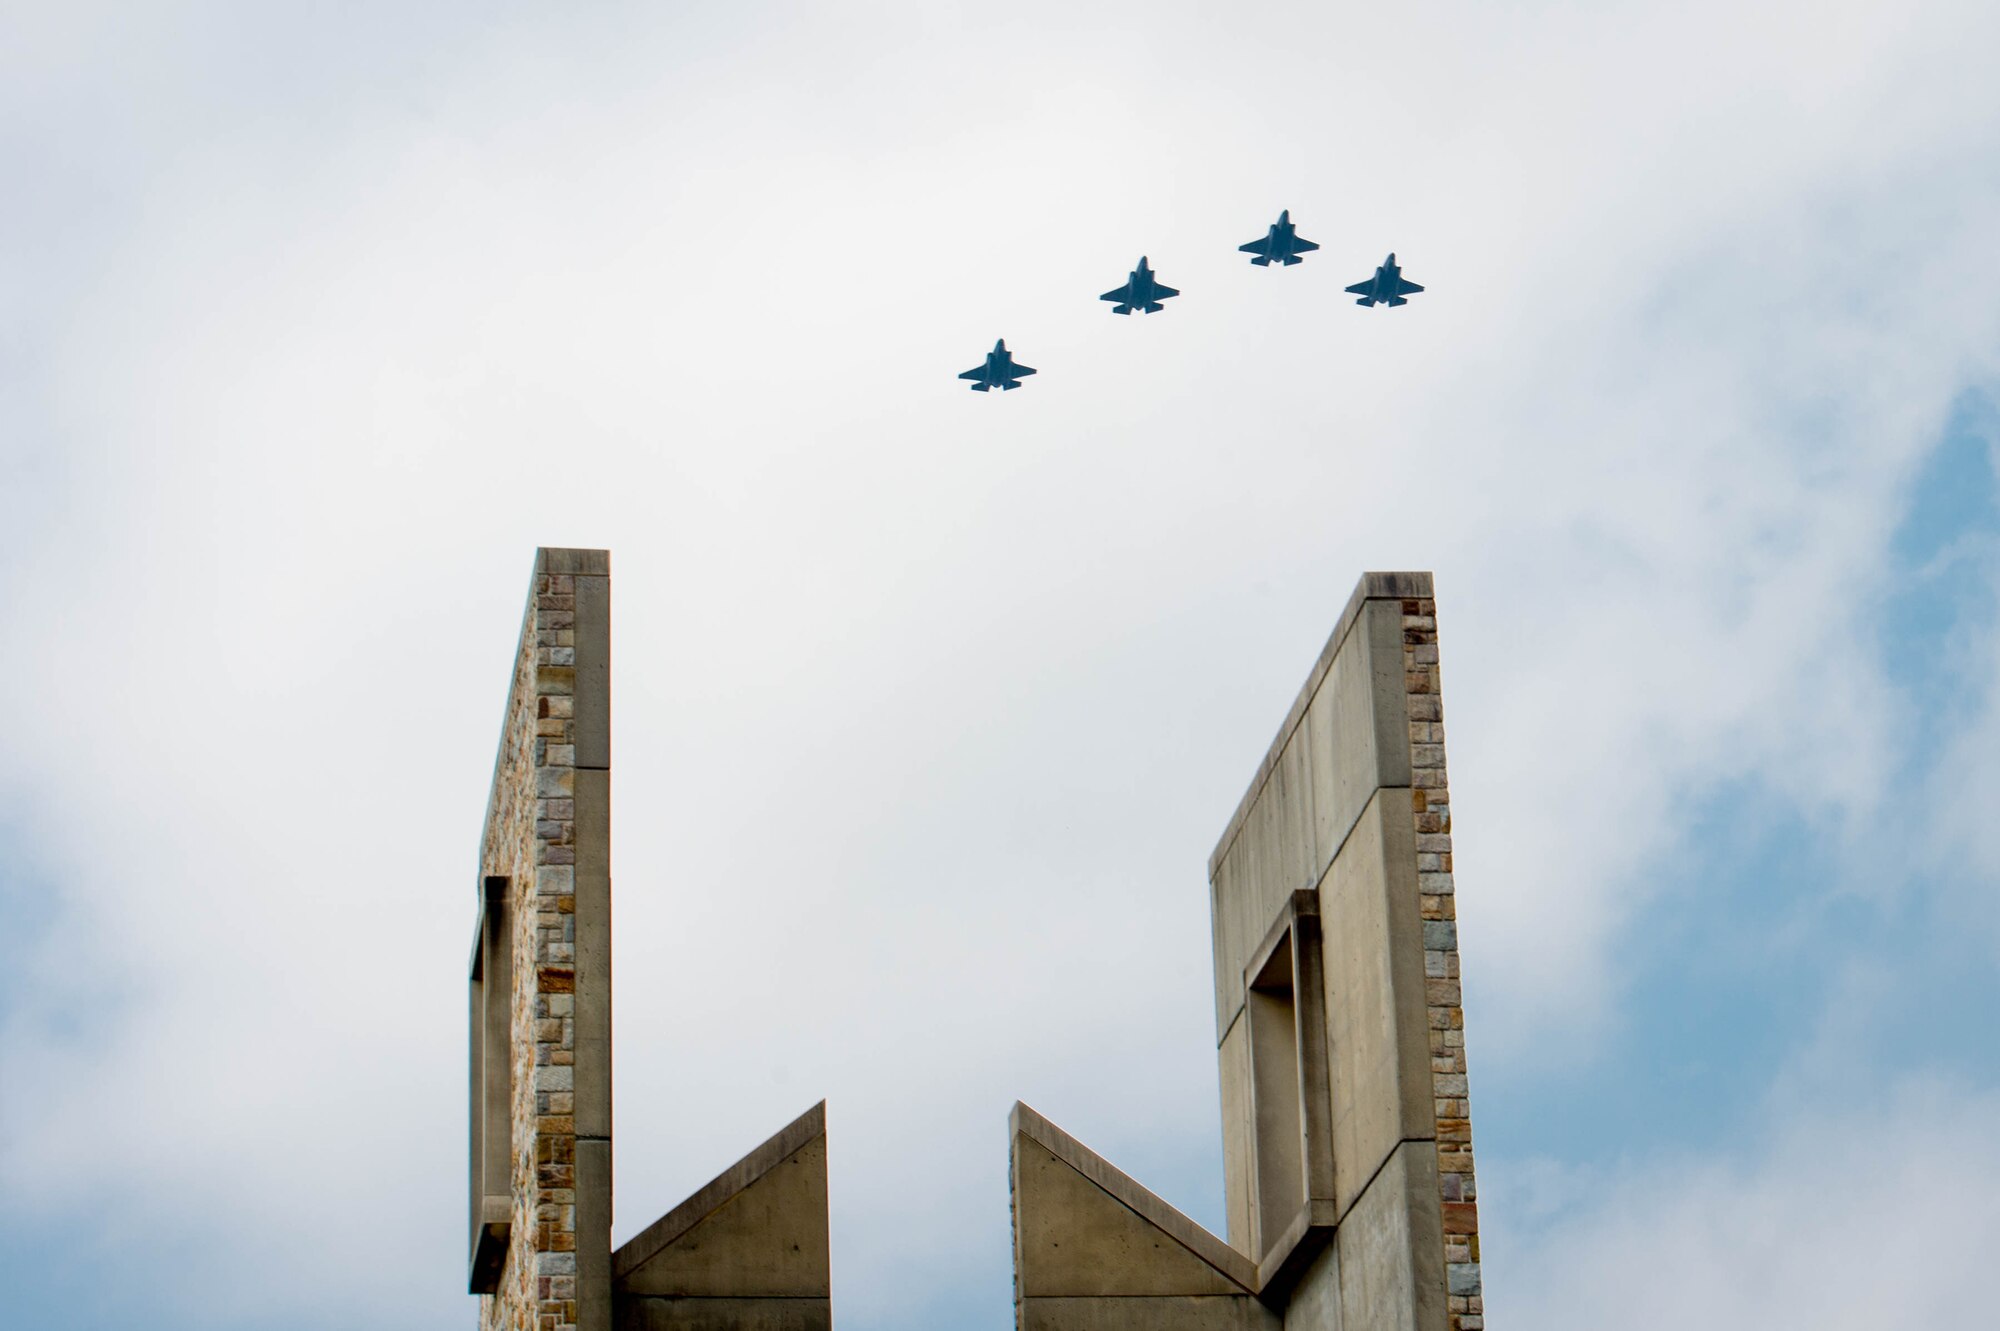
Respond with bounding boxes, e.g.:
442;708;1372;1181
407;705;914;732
615;1101;830;1314
1010;1102;1271;1331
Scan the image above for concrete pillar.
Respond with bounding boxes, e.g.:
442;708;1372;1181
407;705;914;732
1011;571;1486;1331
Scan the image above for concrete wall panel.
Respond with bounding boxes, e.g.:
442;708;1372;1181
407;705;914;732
1020;1297;1282;1331
1013;1134;1242;1298
578;1138;614;1331
1304;623;1382;877
1213;851;1247;1037
1320;792;1432;1217
1218;1014;1254;1253
1333;1142;1446;1331
615;1297;830;1331
574;573;610;770
1282;1235;1343;1331
575;767;612;1141
616;1135;830;1299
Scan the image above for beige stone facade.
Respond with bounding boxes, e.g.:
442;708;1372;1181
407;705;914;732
1403;594;1484;1331
475;549;612;1331
470;548;829;1331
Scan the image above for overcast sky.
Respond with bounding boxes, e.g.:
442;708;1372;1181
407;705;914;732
4;3;1999;1328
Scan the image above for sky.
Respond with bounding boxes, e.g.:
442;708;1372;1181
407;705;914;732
3;2;1998;1327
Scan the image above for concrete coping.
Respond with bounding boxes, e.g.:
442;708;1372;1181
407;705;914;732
542;547;610;577
611;1099;827;1283
1208;571;1433;877
1010;1101;1258;1293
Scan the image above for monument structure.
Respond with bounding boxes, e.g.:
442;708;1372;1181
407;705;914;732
1008;572;1482;1331
468;549;830;1331
467;555;1483;1331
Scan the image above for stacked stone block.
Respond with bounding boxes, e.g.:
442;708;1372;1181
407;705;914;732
1403;595;1482;1331
477;549;611;1331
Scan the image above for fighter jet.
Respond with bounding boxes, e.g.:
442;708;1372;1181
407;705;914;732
1100;256;1180;314
1345;253;1425;307
1239;209;1319;266
959;338;1037;392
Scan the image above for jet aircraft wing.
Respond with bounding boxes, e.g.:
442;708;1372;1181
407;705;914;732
1100;280;1136;304
1395;277;1424;295
1343;278;1375;296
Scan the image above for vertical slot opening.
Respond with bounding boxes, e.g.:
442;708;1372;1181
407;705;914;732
469;875;512;1292
1249;934;1303;1253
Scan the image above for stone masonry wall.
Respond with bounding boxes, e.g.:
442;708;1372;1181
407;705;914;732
480;562;583;1331
1404;595;1484;1331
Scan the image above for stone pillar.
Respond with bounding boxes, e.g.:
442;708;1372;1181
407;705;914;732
469;547;826;1331
474;547;613;1331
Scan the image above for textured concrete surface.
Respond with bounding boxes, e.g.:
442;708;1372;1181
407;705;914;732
1281;1239;1342;1331
1020;1298;1282;1331
614;1298;831;1331
1321;791;1432;1218
614;1108;830;1298
1011;1102;1256;1293
1025;572;1484;1331
613;1103;831;1331
1333;1141;1446;1331
1011;1103;1267;1331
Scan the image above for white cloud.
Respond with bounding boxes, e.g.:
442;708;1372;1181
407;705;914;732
1488;1074;2000;1328
2;2;1998;1326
